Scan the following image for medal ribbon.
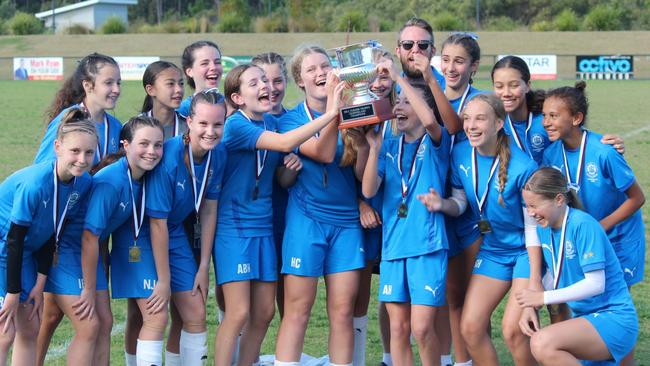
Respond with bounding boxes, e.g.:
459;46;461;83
507;112;532;157
397;135;425;200
148;110;180;137
561;130;587;192
187;143;212;215
81;102;109;160
303;101;329;187
126;162;146;245
447;84;472;153
239;110;268;188
549;207;570;290
471;148;500;214
52;162;74;244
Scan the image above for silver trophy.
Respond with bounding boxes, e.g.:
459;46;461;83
333;40;393;129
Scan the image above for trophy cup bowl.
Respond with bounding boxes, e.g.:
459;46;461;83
333;41;394;130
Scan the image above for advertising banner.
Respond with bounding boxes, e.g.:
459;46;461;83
576;55;633;80
497;55;557;80
13;57;63;80
115;57;160;80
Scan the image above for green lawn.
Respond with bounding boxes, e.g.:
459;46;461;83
0;79;648;365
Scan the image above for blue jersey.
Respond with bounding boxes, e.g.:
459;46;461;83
378;131;451;260
219;111;281;237
0;161;91;261
538;208;635;316
142;110;188;141
503;112;549;165
146;136;227;248
279;102;359;227
542;131;644;244
267;108;290;237
84;157;148;246
450;139;537;255
176;96;193;119
34;104;122;165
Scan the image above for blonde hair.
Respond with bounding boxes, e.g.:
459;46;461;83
56;108;98;142
525;167;584;210
290;45;329;91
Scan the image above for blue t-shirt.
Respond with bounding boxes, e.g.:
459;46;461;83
279;102;360;227
542;130;644;244
84;157;148;247
142;110;188;141
176;96;193;119
538;208;635;316
377;131;450;260
450;139;538;255
0;161;91;261
503;112;550;165
34;104;122;165
219;111;281;237
269;108;290;235
145;136;227;248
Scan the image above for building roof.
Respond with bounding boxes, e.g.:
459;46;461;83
35;0;138;19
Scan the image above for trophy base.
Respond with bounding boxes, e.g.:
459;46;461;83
338;98;394;130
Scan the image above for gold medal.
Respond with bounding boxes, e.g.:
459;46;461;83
129;246;141;263
52;250;59;267
397;202;408;218
478;217;492;234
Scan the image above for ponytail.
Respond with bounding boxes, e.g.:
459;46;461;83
496;129;510;207
525;167;585;210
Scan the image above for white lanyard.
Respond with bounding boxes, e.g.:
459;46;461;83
187;143;212;214
126;162;146;244
397;135;424;200
447;84;471;153
303;101;329;187
549;208;570;290
52;162;74;244
507;112;533;157
148;110;180;137
471;148;500;214
561;130;588;192
81;102;109;160
238;110;268;183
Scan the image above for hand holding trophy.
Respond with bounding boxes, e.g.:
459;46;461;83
333;40;394;129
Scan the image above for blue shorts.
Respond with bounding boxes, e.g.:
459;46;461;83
282;209;364;277
45;250;108;295
378;251;447;306
111;242;158;299
582;307;638;363
446;213;481;258
169;238;198;293
214;234;277;285
472;249;529;281
363;228;381;262
612;238;645;286
0;257;37;303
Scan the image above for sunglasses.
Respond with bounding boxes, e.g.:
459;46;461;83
399;40;433;51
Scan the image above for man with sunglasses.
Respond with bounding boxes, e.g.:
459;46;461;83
396;17;446;88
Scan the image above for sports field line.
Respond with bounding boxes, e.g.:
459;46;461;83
45;322;126;361
622;124;650;139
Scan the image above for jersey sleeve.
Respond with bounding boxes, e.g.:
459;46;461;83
205;145;227;200
432;129;451;180
84;181;119;237
145;163;175;219
377;143;388;180
9;183;40;227
33;115;62;164
449;152;463;189
602;146;636;192
223;114;266;152
575;219;608;273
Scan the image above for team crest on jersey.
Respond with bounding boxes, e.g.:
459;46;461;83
68;191;80;207
531;133;544;150
565;240;576;259
586;162;599;182
417;143;426;159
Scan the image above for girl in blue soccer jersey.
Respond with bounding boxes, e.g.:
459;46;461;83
177;41;223;118
35;53;122;165
80;117;166;366
439;32;487;366
142;61;187;139
419;93;541;366
146;91;227;366
0;110;97;365
540;83;645;365
361;59;450;366
273;45;364;366
217;63;344;366
516;167;638;365
491;56;625;163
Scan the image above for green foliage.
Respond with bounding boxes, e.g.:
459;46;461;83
64;24;94;35
484;15;522;31
553;9;580;31
9;12;43;35
218;12;251;32
583;5;622;31
336;10;369;32
530;20;553;31
101;16;127;34
0;0;16;19
254;15;289;33
432;11;464;31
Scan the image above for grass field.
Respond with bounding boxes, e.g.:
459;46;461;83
0;78;648;365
